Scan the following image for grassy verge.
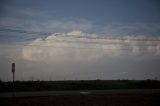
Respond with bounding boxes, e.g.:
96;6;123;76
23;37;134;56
1;93;160;106
0;80;160;92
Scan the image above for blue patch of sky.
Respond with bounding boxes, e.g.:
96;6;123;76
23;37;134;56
0;0;160;43
1;0;160;24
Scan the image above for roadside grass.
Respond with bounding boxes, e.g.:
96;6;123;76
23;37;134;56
1;93;160;106
0;80;160;92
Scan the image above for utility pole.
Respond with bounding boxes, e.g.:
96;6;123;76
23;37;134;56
12;63;15;97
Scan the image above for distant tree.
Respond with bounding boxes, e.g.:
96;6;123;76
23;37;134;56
154;77;158;80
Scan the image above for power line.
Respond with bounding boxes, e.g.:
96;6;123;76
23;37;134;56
0;26;160;41
0;28;52;35
0;43;156;52
7;41;159;47
21;39;160;45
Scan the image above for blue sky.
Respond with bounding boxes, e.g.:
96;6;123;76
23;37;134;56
0;0;160;81
0;0;159;42
1;0;160;23
0;0;160;37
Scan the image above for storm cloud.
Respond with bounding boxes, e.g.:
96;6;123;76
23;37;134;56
22;31;160;62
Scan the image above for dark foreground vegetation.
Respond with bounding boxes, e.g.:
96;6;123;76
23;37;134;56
1;93;160;106
0;80;160;92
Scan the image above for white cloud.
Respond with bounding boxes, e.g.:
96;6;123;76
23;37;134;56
22;31;122;62
132;46;140;56
22;31;160;62
148;45;160;56
123;36;144;56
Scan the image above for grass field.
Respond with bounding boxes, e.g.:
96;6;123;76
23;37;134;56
1;93;160;106
1;80;160;106
0;80;160;92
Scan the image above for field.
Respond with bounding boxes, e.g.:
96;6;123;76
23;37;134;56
0;80;160;92
1;80;160;106
1;93;160;106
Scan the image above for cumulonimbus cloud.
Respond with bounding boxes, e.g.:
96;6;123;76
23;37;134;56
22;31;160;61
22;31;122;61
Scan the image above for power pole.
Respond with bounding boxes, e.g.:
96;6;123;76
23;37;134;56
12;63;15;97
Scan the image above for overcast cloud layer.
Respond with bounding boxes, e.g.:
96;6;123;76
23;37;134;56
0;0;160;81
0;30;160;81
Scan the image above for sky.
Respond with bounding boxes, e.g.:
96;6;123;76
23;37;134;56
0;0;160;81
